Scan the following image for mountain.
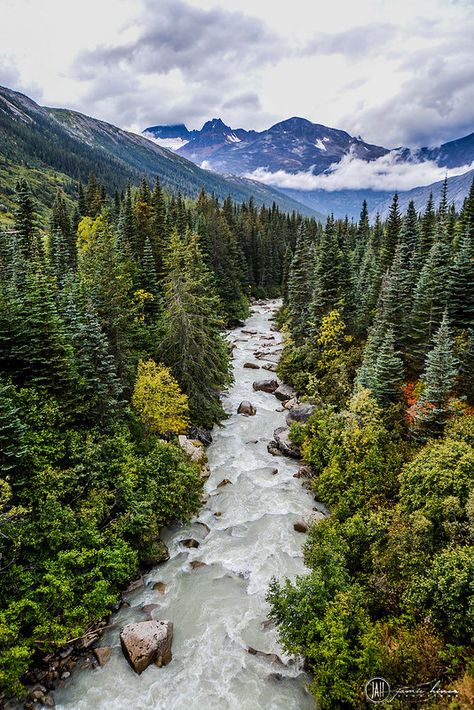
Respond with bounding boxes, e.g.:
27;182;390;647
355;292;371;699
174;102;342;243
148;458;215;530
399;132;474;169
372;169;474;221
145;116;474;218
144;116;388;175
0;86;321;224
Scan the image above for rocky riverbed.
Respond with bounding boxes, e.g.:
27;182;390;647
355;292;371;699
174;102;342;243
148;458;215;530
53;300;321;710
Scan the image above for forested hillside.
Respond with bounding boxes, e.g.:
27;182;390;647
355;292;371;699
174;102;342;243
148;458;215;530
0;175;315;697
0;85;318;225
268;182;474;707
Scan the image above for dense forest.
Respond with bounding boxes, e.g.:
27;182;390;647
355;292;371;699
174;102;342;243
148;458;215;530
0;175;313;696
268;180;474;707
1;170;473;706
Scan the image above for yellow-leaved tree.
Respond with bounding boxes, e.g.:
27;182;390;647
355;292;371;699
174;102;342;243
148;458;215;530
132;359;189;437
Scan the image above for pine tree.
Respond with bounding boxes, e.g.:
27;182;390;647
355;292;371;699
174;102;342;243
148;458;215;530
288;226;315;342
282;245;293;306
380;193;401;271
409;233;450;368
412;313;458;438
13;269;77;402
420;193;436;258
309;216;342;329
63;294;123;425
157;229;231;427
450;227;474;330
370;327;404;405
14;179;39;259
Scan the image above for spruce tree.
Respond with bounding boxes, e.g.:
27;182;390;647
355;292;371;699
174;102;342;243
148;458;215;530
413;313;458;438
380;193;401;271
450;227;474;330
288;226;315;342
409;233;450;368
157;229;231;427
371;327;404;405
420;192;436;258
14;179;39;259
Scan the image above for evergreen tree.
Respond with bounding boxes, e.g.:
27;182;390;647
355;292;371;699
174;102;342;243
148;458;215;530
157;229;231;427
64;294;123;425
288;226;315;342
412;313;458;438
450;227;474;330
409;233;450;368
0;379;27;476
420;192;436;258
14;179;39;259
13;269;77;402
371;327;404;405
380;193;401;271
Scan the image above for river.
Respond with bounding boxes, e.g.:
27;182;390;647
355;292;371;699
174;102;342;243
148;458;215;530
55;300;316;710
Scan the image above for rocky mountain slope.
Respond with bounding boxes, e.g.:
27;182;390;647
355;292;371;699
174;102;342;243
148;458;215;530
0;86;320;223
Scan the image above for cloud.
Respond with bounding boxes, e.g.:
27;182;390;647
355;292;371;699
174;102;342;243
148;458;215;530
223;92;261;112
343;17;474;146
244;151;474;192
0;56;21;88
73;0;281;85
302;24;398;59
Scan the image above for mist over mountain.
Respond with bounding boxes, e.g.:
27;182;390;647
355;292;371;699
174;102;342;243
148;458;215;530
145;116;474;217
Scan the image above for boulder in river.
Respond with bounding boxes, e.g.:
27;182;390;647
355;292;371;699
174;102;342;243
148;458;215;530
178;436;206;464
238;401;256;416
217;478;232;488
274;383;298;402
285;403;315;425
283;397;299;410
120;620;173;674
272;427;300;458
242;329;258;335
252;379;279;393
267;441;283;457
153;581;167;594
181;538;200;549
262;362;278;372
243;362;260;369
293;510;326;533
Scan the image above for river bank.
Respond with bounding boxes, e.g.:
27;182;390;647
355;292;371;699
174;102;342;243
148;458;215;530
52;300;316;710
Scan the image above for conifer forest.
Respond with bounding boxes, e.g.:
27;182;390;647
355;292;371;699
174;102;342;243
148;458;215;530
0;167;473;707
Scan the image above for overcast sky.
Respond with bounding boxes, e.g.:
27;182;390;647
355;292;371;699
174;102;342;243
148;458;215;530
1;0;473;148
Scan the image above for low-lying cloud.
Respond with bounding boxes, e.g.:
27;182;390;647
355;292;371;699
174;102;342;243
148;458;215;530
245;151;474;192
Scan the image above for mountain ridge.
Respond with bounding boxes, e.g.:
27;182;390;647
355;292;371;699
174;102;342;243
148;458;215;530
0;85;321;223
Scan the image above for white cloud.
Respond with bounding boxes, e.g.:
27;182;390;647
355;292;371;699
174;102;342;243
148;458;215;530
245;152;474;192
0;0;473;146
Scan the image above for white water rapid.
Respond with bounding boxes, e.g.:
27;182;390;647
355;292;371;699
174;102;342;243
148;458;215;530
55;300;316;710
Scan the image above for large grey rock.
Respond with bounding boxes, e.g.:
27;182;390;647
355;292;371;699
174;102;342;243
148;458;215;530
178;436;206;464
274;384;297;402
272;427;300;458
252;379;279;393
243;362;260;369
120;620;173;674
286;403;315;426
238;401;257;416
293;510;326;533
